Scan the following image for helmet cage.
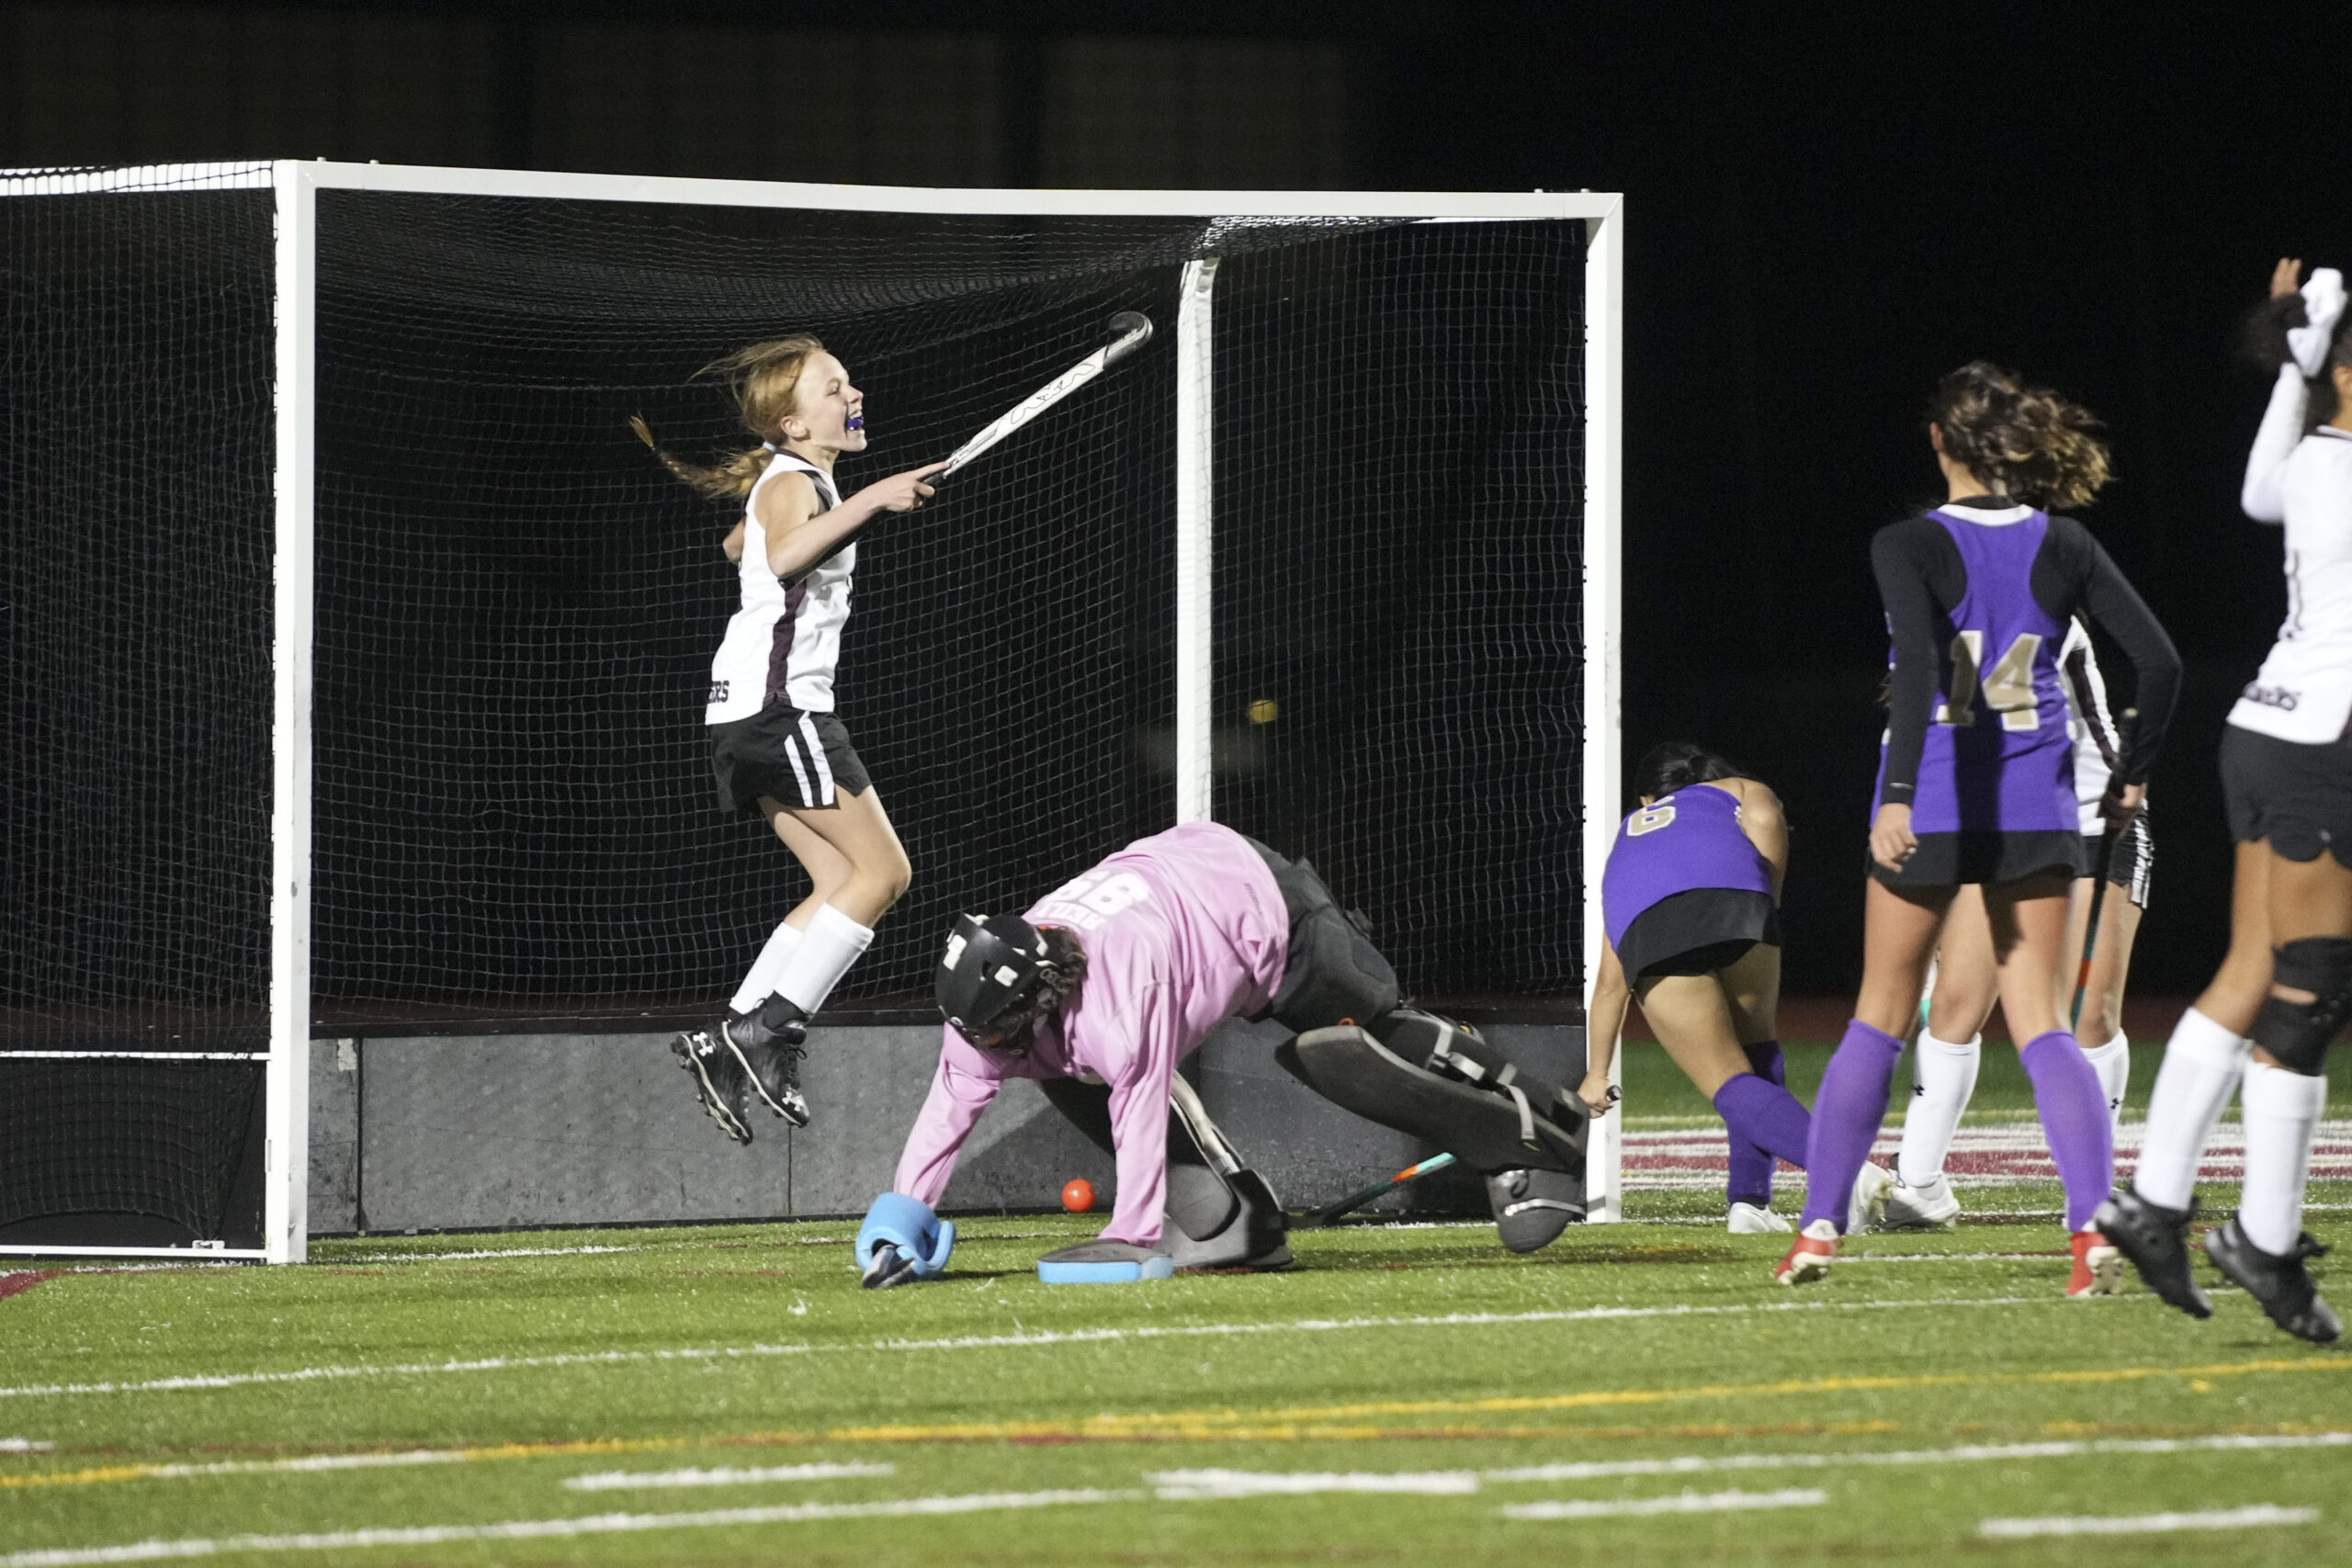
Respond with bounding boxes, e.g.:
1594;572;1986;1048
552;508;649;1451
936;914;1054;1052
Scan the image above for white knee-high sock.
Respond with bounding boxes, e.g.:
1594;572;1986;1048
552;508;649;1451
775;903;876;1016
1898;1031;1980;1186
2081;1030;2131;1138
2239;1060;2328;1255
729;920;805;1015
2132;1007;2251;1212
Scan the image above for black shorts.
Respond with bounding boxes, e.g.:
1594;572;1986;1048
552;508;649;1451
1870;829;2087;889
2083;811;2154;908
708;705;872;815
1618;887;1781;980
1246;838;1401;1031
2222;724;2352;867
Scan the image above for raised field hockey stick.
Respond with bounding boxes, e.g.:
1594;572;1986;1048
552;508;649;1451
1299;1153;1457;1229
2069;705;2138;1033
784;310;1155;584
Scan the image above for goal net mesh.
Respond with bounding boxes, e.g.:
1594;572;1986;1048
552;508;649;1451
306;197;1586;1022
1;169;274;1243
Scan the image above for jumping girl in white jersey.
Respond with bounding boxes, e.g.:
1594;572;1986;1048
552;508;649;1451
2102;261;2352;1343
635;337;945;1140
1872;620;2154;1231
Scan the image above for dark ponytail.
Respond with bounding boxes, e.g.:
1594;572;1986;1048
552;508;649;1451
1928;361;2110;511
1632;740;1746;802
2240;290;2352;432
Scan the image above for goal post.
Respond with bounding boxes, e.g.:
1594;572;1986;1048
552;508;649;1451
1;162;1623;1261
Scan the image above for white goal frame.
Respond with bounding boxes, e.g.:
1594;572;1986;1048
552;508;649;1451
3;163;1623;1260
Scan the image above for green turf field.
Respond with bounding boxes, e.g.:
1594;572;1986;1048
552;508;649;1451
7;1130;2350;1566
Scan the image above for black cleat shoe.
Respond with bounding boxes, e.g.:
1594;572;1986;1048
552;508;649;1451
720;1018;810;1128
2092;1186;2211;1319
862;1242;919;1290
1487;1166;1581;1254
2206;1215;2342;1345
671;1028;753;1145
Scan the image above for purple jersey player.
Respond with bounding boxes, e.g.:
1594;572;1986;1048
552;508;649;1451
1585;742;1808;1234
1779;361;2179;1297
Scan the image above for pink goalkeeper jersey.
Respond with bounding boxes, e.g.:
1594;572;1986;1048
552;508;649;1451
890;821;1289;1246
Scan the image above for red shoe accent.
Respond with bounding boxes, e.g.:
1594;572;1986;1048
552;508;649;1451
2069;1229;2122;1297
1774;1220;1838;1286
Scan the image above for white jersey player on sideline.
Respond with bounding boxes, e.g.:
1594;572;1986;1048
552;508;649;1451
1871;618;2154;1231
632;336;945;1140
2098;260;2352;1343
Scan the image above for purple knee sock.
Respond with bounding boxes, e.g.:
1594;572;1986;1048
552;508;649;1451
1798;1020;1905;1232
2018;1030;2115;1232
1724;1042;1789;1205
1715;1067;1810;1209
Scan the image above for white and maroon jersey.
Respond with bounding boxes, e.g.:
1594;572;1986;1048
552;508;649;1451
705;450;854;723
890;822;1290;1247
2234;364;2352;745
2059;618;2121;834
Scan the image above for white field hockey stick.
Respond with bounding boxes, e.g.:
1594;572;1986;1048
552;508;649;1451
787;310;1154;583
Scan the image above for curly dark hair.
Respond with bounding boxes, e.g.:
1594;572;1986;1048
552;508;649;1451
1928;361;2111;511
987;925;1090;1054
2241;290;2352;431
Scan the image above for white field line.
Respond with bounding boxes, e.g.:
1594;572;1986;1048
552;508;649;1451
565;1461;891;1491
321;1245;643;1264
1485;1429;2352;1483
0;1295;2045;1404
1150;1468;1478;1498
1979;1503;2318;1538
0;1439;52;1452
0;1489;1142;1567
1502;1487;1826;1519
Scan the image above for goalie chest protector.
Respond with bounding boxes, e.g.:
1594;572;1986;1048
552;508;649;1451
1600;784;1774;951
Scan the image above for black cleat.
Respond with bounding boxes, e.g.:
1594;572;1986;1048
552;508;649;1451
720;1018;810;1128
862;1242;919;1290
1487;1166;1581;1254
671;1028;753;1145
2206;1215;2342;1345
2091;1186;2211;1319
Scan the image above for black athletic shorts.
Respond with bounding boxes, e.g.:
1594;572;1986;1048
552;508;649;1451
1617;887;1780;980
708;705;872;815
1869;829;2087;888
2083;811;2154;908
1246;838;1401;1031
2222;724;2352;867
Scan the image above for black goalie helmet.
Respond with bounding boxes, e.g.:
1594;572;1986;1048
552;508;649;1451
936;912;1057;1050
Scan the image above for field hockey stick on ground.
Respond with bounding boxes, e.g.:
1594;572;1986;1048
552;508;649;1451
2070;706;2138;1033
1299;1153;1457;1229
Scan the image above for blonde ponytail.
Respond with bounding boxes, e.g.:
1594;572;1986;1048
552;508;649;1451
629;334;827;502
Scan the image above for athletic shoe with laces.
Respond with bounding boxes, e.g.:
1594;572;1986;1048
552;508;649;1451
670;1027;753;1145
2206;1215;2343;1345
2066;1228;2122;1297
1874;1171;1962;1233
1728;1201;1791;1235
1774;1217;1839;1285
720;1018;811;1128
2089;1185;2211;1318
1847;1160;1894;1235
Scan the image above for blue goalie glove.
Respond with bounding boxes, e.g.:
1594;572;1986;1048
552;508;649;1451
855;1191;956;1289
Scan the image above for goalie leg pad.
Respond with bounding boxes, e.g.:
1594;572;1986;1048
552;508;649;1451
1164;1077;1291;1269
2254;937;2352;1076
1374;1009;1579;1121
1276;1024;1589;1177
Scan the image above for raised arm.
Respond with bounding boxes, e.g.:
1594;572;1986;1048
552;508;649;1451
2245;363;2307;525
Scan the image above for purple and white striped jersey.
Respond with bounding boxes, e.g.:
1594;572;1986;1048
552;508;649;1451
1600;784;1775;951
706;450;854;723
1873;503;2078;835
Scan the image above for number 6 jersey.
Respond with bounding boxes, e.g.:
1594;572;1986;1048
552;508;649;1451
1871;499;2178;844
1600;784;1776;953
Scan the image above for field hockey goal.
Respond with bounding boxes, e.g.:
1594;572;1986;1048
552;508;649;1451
1;162;1623;1261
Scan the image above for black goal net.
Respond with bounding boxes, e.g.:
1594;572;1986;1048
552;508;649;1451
1;168;275;1247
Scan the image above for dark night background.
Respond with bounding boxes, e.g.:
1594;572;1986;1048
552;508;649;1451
5;0;2340;1001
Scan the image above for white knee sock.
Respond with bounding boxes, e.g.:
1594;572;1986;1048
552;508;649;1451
2081;1030;2131;1137
729;920;805;1015
2238;1059;2328;1256
2132;1007;2251;1212
1898;1031;1981;1186
775;903;876;1016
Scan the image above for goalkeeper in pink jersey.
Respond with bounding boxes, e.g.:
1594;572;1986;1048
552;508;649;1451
857;821;1592;1286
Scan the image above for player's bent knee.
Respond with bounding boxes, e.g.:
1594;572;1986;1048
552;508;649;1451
2251;936;2352;1076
